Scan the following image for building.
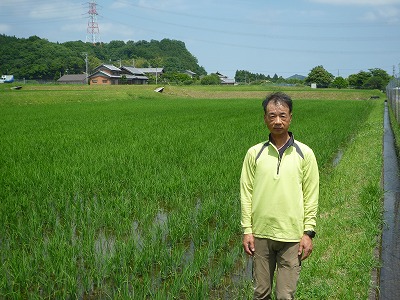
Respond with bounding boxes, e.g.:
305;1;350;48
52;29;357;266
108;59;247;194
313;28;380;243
135;67;164;77
88;64;124;85
88;64;149;85
57;74;87;84
120;66;149;84
182;70;196;78
216;71;235;85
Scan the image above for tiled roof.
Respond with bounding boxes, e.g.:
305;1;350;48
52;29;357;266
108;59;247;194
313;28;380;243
136;68;164;73
121;66;146;75
88;70;120;78
124;74;149;80
102;64;121;71
220;78;235;84
184;70;196;75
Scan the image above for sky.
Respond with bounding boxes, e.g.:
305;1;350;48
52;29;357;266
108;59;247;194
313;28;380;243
0;0;399;79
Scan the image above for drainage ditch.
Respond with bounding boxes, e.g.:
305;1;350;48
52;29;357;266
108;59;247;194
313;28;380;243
379;101;400;299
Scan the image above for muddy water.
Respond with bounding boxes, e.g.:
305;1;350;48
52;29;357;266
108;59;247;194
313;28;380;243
380;102;400;299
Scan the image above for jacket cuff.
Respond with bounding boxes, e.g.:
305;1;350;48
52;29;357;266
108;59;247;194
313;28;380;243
243;227;253;234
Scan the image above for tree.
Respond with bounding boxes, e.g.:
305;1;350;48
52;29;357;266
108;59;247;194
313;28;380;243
348;71;371;89
162;72;193;85
363;76;384;90
367;68;391;90
305;65;334;88
348;68;390;90
234;70;269;84
0;34;207;80
200;74;220;85
331;76;348;89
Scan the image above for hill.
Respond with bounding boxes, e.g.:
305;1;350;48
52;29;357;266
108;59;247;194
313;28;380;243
286;74;306;80
0;34;207;80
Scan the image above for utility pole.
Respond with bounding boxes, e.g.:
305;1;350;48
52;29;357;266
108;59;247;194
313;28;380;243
82;52;88;84
398;63;400;78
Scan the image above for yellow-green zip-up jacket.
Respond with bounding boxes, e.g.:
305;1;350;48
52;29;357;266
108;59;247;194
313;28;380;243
240;133;319;242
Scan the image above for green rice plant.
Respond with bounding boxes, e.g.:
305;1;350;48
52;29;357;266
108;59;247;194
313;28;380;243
0;85;383;298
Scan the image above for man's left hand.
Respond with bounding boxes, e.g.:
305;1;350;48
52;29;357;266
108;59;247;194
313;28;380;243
298;234;313;261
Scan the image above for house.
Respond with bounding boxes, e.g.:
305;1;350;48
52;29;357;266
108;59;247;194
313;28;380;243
182;70;196;78
135;67;164;78
120;66;149;84
57;74;87;84
216;72;235;85
88;64;149;85
88;64;123;85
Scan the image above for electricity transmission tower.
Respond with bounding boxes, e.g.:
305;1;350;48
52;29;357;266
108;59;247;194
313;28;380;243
86;0;100;44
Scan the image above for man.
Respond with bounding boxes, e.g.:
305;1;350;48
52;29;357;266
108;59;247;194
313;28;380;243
240;92;319;299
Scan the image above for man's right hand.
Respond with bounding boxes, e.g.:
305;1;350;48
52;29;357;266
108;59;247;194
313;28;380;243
242;233;255;256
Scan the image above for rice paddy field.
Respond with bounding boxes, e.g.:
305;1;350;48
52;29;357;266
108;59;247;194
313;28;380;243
0;84;384;299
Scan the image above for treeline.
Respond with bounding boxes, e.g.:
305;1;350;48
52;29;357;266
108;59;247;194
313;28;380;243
235;70;305;85
236;66;392;90
0;34;207;80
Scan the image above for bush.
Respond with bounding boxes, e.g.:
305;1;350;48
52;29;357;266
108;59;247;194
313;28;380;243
200;74;220;85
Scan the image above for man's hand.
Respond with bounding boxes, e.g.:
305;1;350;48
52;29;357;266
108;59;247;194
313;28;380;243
298;234;313;260
243;233;255;256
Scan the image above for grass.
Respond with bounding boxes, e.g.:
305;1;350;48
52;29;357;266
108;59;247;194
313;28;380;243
296;97;383;299
0;84;384;298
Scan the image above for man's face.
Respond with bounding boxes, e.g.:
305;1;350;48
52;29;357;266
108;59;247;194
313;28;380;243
264;101;292;136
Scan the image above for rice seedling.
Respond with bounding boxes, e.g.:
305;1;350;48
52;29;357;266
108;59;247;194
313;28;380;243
0;85;384;298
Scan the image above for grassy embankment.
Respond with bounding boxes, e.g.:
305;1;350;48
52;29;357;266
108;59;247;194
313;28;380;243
0;84;384;299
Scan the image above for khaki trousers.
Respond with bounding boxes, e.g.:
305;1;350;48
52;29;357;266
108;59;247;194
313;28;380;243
253;238;301;300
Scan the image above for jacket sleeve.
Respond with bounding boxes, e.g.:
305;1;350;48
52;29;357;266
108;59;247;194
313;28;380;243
302;149;319;232
240;148;256;234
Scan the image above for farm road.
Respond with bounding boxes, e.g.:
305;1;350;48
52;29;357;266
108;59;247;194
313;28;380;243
380;101;400;299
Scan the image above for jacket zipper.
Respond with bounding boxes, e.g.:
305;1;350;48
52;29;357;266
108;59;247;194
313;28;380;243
277;155;282;175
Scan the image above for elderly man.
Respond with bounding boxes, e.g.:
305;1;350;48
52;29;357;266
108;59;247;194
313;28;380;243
240;92;319;299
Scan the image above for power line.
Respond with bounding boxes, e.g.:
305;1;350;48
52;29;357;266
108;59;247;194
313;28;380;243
113;0;399;28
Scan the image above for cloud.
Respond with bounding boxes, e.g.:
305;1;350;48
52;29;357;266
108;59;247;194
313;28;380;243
29;1;83;20
0;24;11;33
110;1;130;9
361;6;400;22
137;0;189;11
309;0;400;5
96;22;137;40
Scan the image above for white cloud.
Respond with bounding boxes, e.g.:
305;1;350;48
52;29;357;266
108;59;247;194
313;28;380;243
29;1;83;20
137;0;188;11
97;22;137;40
110;0;130;9
361;6;400;22
0;24;11;33
309;0;400;5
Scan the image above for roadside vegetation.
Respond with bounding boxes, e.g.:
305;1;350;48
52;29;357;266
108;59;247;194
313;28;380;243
0;85;384;298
